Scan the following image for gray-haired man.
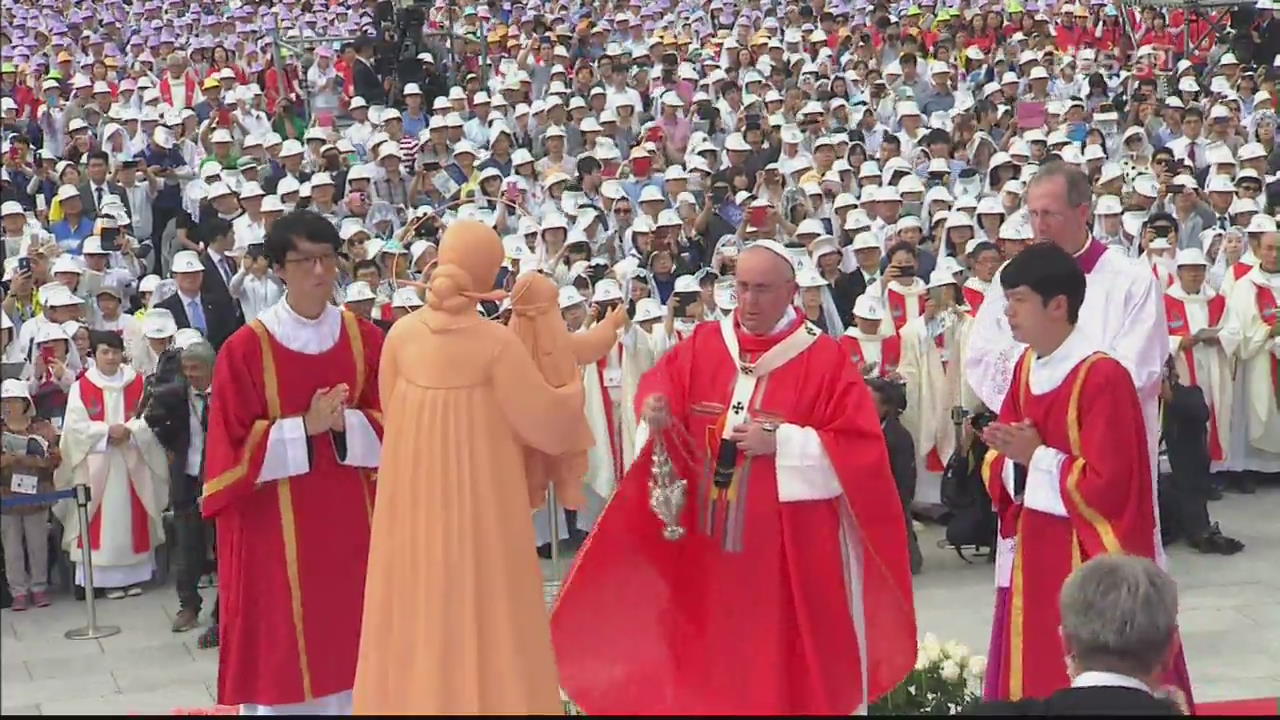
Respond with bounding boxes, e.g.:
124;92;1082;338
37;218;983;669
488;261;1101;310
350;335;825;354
971;555;1185;715
143;338;216;632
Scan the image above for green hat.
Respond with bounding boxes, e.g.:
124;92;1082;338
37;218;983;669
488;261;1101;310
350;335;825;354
236;156;260;171
906;5;923;16
47;70;63;81
0;63;16;74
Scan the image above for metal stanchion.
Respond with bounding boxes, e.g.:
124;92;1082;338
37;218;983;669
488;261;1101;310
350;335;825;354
64;484;121;640
544;483;562;607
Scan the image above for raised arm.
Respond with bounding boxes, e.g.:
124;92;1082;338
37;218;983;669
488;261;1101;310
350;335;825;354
492;331;588;457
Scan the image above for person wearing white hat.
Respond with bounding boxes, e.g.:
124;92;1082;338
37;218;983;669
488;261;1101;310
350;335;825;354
1219;228;1280;480
796;267;845;336
837;293;899;379
389;286;425;321
0;375;59;610
554;241;915;717
154;248;238;348
896;262;978;507
56;327;169;600
1164;246;1238;476
129;307;178;378
557;284;588;330
342;280;378;321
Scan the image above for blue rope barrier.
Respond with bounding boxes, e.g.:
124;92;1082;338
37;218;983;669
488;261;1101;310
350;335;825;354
0;488;76;509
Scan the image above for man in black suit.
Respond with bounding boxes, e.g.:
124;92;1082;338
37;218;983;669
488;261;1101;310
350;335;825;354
351;37;386;106
194;216;243;323
155;249;241;350
143;338;217;633
78;150;132;219
970;555;1185;716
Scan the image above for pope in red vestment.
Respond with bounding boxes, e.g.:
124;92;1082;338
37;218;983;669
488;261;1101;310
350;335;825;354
202;303;384;710
550;276;916;714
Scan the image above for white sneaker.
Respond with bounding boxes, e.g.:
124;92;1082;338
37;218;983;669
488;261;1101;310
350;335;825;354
125;585;143;597
105;588;127;600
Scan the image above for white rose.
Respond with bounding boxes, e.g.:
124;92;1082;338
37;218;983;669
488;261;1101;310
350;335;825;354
966;655;988;678
944;641;970;661
940;659;961;682
923;632;940;649
915;648;930;670
925;642;943;663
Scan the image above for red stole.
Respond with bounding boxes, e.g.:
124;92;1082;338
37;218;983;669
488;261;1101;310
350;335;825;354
837;334;901;376
594;346;623;480
962;285;985;316
1233;261;1254;281
886;286;925;333
1163;293;1228;460
1257;283;1280;410
159;71;198;107
76;373;150;554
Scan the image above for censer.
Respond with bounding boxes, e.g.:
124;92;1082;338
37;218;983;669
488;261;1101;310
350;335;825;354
648;430;687;541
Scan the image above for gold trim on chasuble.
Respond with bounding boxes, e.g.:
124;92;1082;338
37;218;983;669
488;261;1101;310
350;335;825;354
1008;349;1035;700
1064;353;1123;554
251;319;315;701
340;311;375;524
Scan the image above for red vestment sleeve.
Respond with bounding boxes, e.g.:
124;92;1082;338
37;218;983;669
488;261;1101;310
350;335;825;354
1057;356;1157;558
201;329;278;518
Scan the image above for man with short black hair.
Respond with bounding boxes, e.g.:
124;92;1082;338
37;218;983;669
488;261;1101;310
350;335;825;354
201;210;384;714
978;242;1192;705
78;150;131;218
351;38;386;106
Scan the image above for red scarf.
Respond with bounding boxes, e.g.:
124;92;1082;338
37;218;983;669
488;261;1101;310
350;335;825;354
1257;282;1279;411
1163;293;1228;459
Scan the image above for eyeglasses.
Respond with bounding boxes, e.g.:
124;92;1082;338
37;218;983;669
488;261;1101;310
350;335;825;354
283;252;339;269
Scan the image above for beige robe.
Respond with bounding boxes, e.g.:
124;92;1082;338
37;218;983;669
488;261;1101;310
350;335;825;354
1224;268;1280;455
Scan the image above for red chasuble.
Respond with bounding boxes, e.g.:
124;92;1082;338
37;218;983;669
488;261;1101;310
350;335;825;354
201;311;384;707
838;334;902;377
1163;293;1228;460
981;350;1188;703
551;314;917;715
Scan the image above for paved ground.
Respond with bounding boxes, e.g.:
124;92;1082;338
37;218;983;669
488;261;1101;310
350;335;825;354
3;487;1278;714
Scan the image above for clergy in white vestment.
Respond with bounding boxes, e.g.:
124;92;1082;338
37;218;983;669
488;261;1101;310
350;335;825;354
55;331;169;594
1163;248;1238;472
898;269;979;505
578;279;626;531
965;164;1169;556
1221;233;1280;474
619;297;673;465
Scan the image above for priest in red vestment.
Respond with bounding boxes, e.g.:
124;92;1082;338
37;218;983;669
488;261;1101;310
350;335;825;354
979;243;1194;707
838;294;902;378
202;211;384;714
550;241;917;715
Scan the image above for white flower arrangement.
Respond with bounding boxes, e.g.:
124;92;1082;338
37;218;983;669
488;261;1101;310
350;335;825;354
872;633;987;715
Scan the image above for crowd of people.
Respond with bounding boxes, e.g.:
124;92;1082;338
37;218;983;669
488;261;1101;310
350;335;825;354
2;0;1280;713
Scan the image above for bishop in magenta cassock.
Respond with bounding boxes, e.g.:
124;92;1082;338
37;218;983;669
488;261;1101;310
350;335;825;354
201;212;384;714
550;242;916;715
979;242;1194;706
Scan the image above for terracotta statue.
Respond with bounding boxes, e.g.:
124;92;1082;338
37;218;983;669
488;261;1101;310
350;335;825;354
353;220;587;714
506;270;626;510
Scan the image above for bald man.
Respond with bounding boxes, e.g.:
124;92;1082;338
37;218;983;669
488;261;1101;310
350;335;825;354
551;243;918;715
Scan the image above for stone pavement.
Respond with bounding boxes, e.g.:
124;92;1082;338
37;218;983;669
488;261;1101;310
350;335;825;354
4;488;1279;715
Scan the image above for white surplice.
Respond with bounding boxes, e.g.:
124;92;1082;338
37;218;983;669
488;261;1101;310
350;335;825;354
55;366;169;588
1164;283;1239;471
1222;267;1280;471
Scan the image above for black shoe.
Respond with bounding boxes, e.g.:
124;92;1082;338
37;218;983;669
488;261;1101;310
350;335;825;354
1188;524;1245;555
536;543;553;559
1236;475;1258;494
1207;486;1224;501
